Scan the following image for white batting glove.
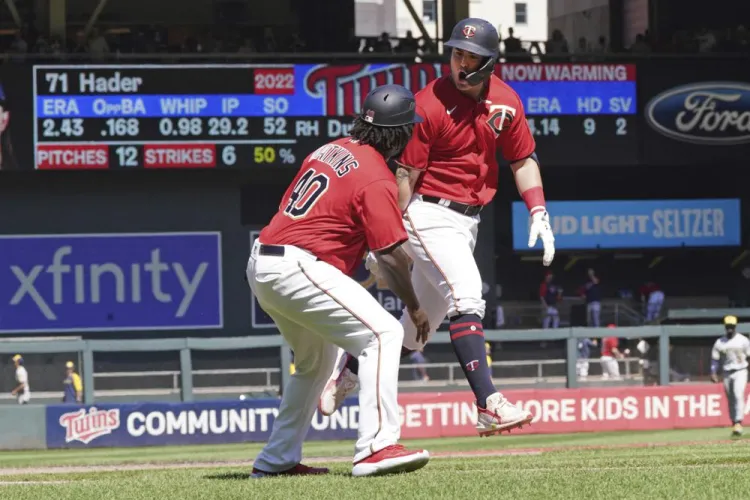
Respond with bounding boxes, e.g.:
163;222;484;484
528;208;555;266
365;251;380;277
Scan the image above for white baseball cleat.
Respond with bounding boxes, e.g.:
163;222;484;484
476;392;533;437
318;351;359;416
352;445;430;477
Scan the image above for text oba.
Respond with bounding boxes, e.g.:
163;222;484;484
8;246;208;320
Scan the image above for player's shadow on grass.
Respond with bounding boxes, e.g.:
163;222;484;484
205;472;251;481
205;470;351;480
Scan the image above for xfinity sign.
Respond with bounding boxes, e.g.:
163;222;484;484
0;233;223;333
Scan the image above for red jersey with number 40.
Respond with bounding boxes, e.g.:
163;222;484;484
398;74;535;206
260;138;408;276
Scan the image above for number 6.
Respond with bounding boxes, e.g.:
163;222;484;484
222;146;236;166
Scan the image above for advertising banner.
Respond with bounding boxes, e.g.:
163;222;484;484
512;199;741;250
0;232;223;333
639;58;750;165
45;384;749;448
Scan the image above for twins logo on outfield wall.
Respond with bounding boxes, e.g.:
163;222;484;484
645;82;750;145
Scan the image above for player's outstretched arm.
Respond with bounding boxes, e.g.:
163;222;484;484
376;243;430;342
395;165;423;211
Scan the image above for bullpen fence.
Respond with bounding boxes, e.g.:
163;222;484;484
1;322;746;405
0;321;747;450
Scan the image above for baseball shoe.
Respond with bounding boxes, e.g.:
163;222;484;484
318;351;359;416
732;423;743;437
352;445;430;477
476;392;533;437
250;463;329;478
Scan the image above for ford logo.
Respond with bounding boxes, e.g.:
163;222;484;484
645;82;750;145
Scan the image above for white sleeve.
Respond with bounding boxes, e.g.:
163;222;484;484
745;337;750;357
711;341;720;361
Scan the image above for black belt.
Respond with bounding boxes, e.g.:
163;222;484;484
259;244;285;256
422;196;483;216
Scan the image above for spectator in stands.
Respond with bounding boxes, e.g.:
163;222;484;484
503;27;522;56
600;332;624;380
640;281;664;323
10;354;30;404
592;36;608;53
62;361;83;404
396;31;419;53
630;33;651;53
574;37;589;54
418;36;434;54
10;30;28;54
88;27;110;58
577;337;597;381
288;33;306;52
374;32;393;53
540;271;563;329
580;268;602;327
545;30;569;55
262;27;278;52
696;28;717;53
344;28;362;52
238;37;257;54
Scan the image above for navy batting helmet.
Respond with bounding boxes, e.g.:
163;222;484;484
444;18;499;86
360;84;423;127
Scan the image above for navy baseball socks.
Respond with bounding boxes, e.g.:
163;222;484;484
449;314;496;409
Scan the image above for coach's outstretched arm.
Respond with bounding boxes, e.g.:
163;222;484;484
511;155;555;266
395;166;422;211
376;243;430;343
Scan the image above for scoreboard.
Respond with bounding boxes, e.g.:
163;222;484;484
32;63;637;169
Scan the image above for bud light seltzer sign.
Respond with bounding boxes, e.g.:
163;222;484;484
0;232;223;333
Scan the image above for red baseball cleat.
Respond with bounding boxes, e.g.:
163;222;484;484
352;445;430;477
250;463;329;478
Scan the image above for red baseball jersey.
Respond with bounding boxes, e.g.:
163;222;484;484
397;74;535;206
602;337;619;357
259;138;408;276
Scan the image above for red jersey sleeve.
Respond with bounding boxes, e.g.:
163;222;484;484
356;180;408;251
497;94;536;163
539;283;547;298
396;104;435;171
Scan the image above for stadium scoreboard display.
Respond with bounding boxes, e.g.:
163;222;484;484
33;63;637;169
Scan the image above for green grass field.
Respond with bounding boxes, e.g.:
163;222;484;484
0;428;748;499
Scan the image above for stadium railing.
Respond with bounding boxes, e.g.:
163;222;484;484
0;323;739;404
0;357;645;403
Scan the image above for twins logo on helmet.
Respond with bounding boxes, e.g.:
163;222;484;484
462;25;477;38
487;104;517;136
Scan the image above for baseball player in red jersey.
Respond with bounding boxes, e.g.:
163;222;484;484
246;84;431;478
319;18;556;437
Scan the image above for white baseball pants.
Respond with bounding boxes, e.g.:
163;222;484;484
399;196;484;351
600;356;621;379
724;369;748;424
576;359;590;378
247;240;404;467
